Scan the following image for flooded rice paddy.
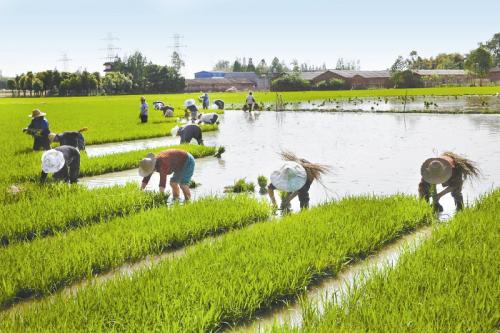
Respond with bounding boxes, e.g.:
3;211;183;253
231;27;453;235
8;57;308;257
82;111;500;215
271;95;500;113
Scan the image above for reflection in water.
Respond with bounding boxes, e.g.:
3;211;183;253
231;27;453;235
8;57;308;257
81;111;500;214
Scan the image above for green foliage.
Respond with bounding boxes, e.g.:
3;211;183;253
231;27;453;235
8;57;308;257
295;189;500;333
315;79;348;91
257;175;268;188
465;47;494;78
0;195;432;331
0;196;270;308
390;70;424;88
271;74;311;91
0;183;163;246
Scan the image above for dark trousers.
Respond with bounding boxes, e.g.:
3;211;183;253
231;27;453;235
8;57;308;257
33;136;50;151
140;114;148;123
418;179;464;211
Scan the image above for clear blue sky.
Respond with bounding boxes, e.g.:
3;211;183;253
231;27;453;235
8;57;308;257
0;0;498;78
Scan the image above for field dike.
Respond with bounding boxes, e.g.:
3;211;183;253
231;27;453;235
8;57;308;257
233;225;433;332
0;196;271;310
275;189;499;332
0;195;433;332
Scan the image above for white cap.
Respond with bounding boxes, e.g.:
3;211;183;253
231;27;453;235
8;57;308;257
41;150;65;173
270;162;307;192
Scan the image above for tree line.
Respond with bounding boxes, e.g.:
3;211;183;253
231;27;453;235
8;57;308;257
5;51;185;97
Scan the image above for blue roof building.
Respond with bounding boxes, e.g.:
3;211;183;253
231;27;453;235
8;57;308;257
194;71;226;79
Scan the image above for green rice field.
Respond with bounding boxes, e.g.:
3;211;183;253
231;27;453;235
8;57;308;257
0;89;497;331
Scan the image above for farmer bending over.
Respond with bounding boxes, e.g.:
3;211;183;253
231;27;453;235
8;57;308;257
40;146;81;184
197;112;219;125
139;149;195;201
268;151;329;211
48;128;87;151
418;152;479;211
23;109;51;151
184;99;199;123
171;124;203;145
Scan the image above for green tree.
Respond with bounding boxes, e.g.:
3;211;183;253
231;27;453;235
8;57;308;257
32;78;44;96
171;51;185;72
213;60;231;72
465;47;493;85
246;58;256;72
482;32;500;67
255;59;268;75
7;79;16;97
232;59;243;72
270;57;284;74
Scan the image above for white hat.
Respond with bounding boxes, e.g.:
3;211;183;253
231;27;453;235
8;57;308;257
421;157;453;184
171;126;180;137
138;153;156;177
270;162;307;192
184;99;195;107
41;150;65;173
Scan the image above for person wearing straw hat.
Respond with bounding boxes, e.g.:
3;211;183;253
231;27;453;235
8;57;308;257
268;151;330;211
171;124;204;145
23;109;51;151
40;145;81;184
48;128;88;151
139;149;196;201
418;152;480;211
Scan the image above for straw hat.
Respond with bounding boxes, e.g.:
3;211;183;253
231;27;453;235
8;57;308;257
185;99;195;107
29;109;46;118
171;126;180;137
421;157;453;184
270;162;307;192
138;153;156;177
48;133;57;142
41;149;65;173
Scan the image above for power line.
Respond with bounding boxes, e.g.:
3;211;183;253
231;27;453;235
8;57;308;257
101;32;121;63
58;53;72;72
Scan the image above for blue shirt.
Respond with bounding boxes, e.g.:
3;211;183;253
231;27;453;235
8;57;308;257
140;102;149;116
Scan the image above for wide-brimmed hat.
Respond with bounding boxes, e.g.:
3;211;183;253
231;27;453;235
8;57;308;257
171;126;180;137
41;149;65;173
184;99;195;107
421;157;453;184
29;109;46;118
270;162;307;192
138;153;156;177
48;133;57;142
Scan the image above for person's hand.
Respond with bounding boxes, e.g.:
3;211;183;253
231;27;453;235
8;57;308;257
22;128;28;133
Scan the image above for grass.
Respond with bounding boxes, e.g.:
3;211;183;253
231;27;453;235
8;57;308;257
0;195;433;331
0;195;270;308
0;183;164;246
9;143;217;183
288;189;500;333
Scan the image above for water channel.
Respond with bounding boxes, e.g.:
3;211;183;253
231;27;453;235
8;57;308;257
82;111;500;215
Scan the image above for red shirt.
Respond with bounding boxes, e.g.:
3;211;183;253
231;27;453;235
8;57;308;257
142;149;188;188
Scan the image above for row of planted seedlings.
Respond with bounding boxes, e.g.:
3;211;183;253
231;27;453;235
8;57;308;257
0;194;433;331
286;188;499;333
1;144;219;245
0;195;271;309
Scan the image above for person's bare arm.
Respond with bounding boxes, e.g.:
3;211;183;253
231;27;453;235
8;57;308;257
436;186;455;200
281;191;298;209
268;188;277;207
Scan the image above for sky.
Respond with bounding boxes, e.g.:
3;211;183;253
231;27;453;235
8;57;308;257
0;0;498;78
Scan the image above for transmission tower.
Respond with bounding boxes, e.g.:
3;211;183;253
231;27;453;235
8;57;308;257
101;33;121;63
58;53;72;72
168;33;187;69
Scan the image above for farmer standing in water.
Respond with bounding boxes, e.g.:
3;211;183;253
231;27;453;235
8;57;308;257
139;149;195;201
268;151;330;211
419;152;480;211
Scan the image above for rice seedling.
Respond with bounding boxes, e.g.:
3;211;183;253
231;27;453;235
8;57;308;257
0;183;164;245
224;178;255;193
284;189;499;333
0;195;432;331
257;175;268;194
0;196;271;308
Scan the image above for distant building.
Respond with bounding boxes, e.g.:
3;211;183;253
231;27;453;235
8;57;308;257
413;69;469;86
293;70;391;89
193;71;269;90
185;78;256;92
103;62;114;72
489;67;500;83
